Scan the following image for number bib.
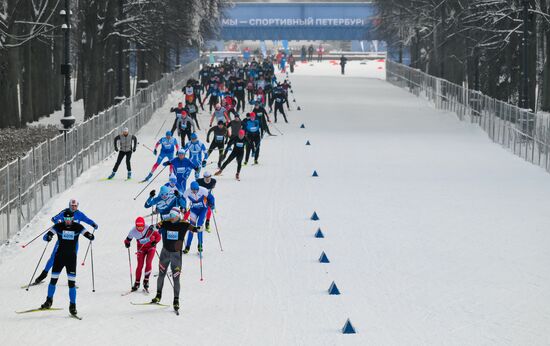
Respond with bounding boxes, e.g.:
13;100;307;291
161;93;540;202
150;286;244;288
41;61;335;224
62;231;75;240
216;135;224;141
166;231;178;241
236;143;244;148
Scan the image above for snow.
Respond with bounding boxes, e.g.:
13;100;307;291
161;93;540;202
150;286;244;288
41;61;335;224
28;99;85;128
2;61;550;345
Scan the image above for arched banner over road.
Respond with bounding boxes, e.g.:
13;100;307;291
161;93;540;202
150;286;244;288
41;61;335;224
221;2;380;41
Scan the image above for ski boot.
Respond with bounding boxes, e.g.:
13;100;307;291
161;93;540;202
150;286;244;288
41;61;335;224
183;246;190;254
143;280;149;292
173;297;180;312
243;161;248;166
214;169;223;176
107;172;115;180
131;282;140;292
40;297;53;310
205;220;211;233
141;172;153;182
198;244;203;253
69;303;77;316
236;173;240;181
254;160;258;165
151;292;162;304
34;270;48;284
127;171;132;180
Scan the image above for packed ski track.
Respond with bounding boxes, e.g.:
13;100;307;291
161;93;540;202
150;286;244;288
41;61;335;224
1;61;550;345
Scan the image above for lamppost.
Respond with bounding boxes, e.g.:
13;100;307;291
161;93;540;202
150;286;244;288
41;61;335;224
520;0;529;110
60;0;74;129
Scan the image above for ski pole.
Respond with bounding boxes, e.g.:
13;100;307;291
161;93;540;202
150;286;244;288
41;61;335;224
271;124;284;136
199;250;204;282
127;248;133;288
154;118;168;139
25;241;49;291
155;250;174;288
212;212;223;252
21;226;52;248
90;241;96;292
81;229;97;266
133;164;168;200
141;144;155;154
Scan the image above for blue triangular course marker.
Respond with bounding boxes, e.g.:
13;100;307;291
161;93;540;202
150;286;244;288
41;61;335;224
300;124;305;128
311;212;319;220
312;170;318;177
342;319;356;334
319;251;330;263
328;281;340;295
314;228;324;238
306;140;311;145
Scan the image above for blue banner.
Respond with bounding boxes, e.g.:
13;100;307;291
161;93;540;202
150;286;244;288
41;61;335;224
220;3;379;40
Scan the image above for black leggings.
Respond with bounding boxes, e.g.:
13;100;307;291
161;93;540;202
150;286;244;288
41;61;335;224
189;112;200;130
113;151;132;172
236;95;245;112
274;104;287;123
208;141;225;168
245;134;261;162
179;130;192;147
221;150;244;173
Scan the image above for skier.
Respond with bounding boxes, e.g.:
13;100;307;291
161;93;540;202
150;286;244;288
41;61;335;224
151;208;194;314
215;129;249;180
34;199;98;285
203;83;221;112
288;54;296;73
252;102;272;137
142;131;179;182
40;210;95;317
206;120;229;169
340;55;348;75
171;110;195;147
170;102;186;117
164;174;180;194
228;113;242;140
308;44;314;61
183;133;208;179
270;86;289;123
182;181;215;254
196;171;217;232
243;112;262;165
108;127;137;180
162;149;199;192
234;76;246;112
144;185;186;220
209;103;230;127
124;216;161;292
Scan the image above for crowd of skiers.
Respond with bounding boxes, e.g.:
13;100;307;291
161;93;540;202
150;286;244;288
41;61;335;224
26;54;295;317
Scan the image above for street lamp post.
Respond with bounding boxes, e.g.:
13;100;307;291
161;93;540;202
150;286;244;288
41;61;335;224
115;0;125;103
60;0;74;129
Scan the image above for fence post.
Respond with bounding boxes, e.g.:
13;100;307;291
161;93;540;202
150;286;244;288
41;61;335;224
6;164;10;239
17;157;22;231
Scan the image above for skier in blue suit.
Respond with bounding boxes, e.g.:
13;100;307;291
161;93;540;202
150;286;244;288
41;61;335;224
183;133;208;179
182;181;215;254
162;149;199;192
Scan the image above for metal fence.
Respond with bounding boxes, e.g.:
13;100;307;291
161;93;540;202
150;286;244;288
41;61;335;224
0;60;200;242
386;60;550;174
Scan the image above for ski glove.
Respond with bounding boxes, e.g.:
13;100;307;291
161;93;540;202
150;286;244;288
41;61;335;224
202;160;207;168
84;232;95;241
92;223;98;230
162;161;172;167
153;149;158;156
174;190;180;197
149;190;156;198
124;239;131;248
151;241;157;247
43;232;53;242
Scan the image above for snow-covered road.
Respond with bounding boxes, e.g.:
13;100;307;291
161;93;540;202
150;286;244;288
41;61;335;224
1;61;550;345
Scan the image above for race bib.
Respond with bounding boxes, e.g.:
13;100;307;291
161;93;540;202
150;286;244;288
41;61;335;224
62;231;75;240
216;135;224;141
236;143;244;148
176;167;186;173
250;126;258;132
191;202;204;209
166;231;178;240
181;123;187;129
188;105;196;112
139;237;150;244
